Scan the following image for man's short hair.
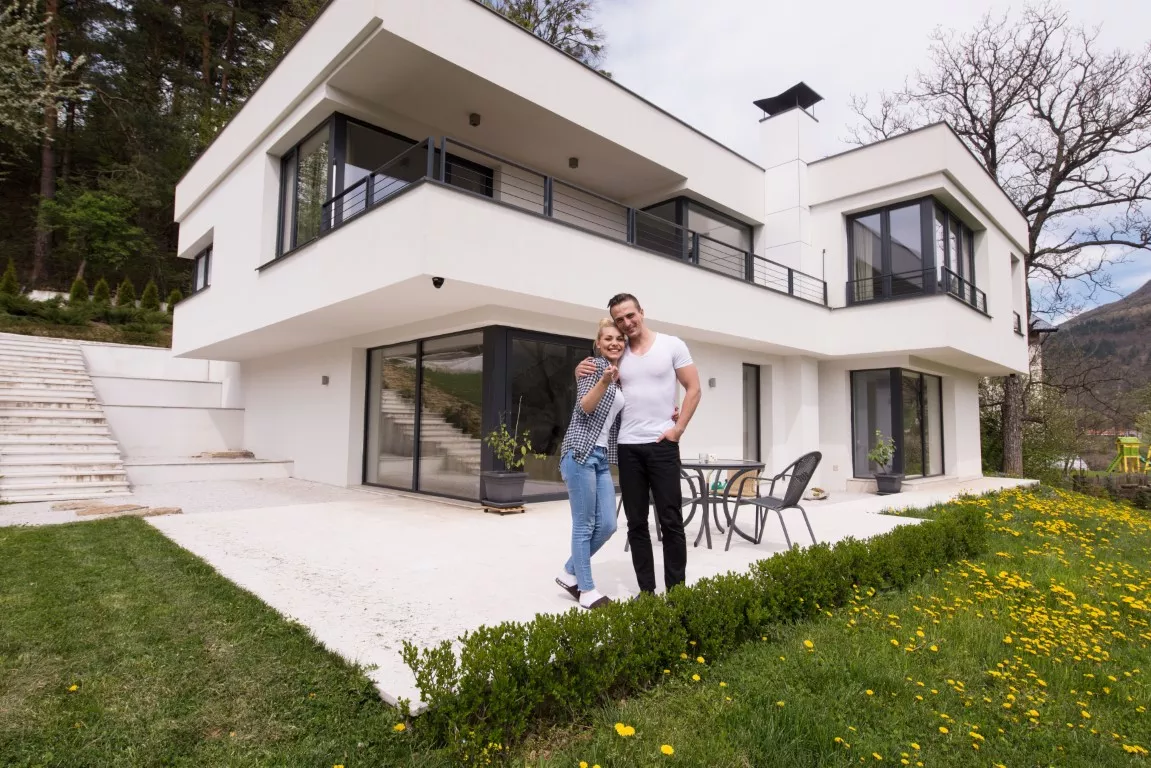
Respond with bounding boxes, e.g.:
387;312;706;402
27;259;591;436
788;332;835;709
608;293;642;311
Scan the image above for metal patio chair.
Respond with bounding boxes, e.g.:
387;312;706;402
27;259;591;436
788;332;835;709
725;451;822;551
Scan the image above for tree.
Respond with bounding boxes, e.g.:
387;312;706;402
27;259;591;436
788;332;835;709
91;276;110;305
0;259;19;296
166;287;183;313
849;2;1151;476
482;0;607;71
115;277;136;308
68;276;88;305
39;187;145;282
140;279;160;311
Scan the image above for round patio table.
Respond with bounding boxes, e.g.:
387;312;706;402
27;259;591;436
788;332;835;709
679;458;765;549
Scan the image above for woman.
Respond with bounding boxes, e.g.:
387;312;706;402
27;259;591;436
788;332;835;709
555;318;626;610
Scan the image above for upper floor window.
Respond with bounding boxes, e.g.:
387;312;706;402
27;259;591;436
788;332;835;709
192;245;211;293
275;114;494;259
847;197;983;312
635;197;753;279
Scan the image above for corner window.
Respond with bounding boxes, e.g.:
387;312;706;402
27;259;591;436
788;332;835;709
851;368;943;478
847;197;978;306
192;245;211;293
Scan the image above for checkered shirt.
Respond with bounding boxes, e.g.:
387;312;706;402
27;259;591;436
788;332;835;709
560;356;621;465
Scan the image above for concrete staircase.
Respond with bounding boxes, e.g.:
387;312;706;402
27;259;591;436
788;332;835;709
0;333;131;503
379;389;481;474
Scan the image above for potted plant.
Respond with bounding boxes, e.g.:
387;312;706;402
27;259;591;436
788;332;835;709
867;430;902;495
481;409;543;506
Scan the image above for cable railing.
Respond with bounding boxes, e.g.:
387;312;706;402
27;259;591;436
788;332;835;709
315;136;828;306
941;267;988;314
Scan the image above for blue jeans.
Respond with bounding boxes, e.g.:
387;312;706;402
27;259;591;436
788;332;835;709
560;448;618;592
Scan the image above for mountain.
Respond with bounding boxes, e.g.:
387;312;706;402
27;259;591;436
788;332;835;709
1046;279;1151;422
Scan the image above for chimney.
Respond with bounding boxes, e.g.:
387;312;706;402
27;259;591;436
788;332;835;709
754;82;823;277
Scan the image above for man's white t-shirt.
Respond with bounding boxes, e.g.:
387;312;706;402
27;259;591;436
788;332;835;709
617;333;693;444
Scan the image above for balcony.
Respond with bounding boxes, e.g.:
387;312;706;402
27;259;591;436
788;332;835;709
846;266;988;315
303;136;827;306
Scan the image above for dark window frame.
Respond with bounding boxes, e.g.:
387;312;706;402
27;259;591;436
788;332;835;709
362;325;593;504
846;196;979;304
850;367;945;479
190;245;212;294
642;196;754;251
275;113;494;260
742;363;761;461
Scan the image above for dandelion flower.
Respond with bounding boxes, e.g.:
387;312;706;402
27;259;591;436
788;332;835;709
873;752;883;760
803;639;814;649
890;639;900;646
393;723;406;732
776;700;785;707
680;653;688;659
719;682;727;687
866;690;874;696
67;684;79;692
692;674;701;682
910;743;920;750
696;656;705;664
929;645;939;652
939;726;949;734
580;763;588;768
663;669;670;674
661;745;675;756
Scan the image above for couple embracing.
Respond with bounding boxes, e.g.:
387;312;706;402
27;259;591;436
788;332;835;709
554;293;701;609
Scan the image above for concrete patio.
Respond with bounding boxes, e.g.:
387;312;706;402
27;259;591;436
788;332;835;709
2;475;1032;706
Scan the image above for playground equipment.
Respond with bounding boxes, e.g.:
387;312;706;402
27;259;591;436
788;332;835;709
1106;436;1150;474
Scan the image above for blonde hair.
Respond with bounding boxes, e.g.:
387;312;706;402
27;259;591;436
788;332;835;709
593;317;621;355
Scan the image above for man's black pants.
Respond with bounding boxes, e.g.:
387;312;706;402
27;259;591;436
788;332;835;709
619;441;686;593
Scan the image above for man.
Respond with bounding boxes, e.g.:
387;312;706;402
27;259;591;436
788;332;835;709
576;293;701;593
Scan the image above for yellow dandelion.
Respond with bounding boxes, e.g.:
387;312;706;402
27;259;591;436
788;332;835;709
692;674;701;682
661;745;675;756
939;726;949;734
776;700;785;707
719;682;727;687
696;656;705;664
67;684;79;692
866;690;874;696
873;752;883;760
803;639;814;649
663;669;670;674
393;723;406;732
680;653;688;659
910;743;920;750
929;645;939;652
580;763;588;768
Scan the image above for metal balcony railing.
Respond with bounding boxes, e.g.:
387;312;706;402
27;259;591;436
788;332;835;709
845;266;989;316
941;267;988;314
312;136;827;306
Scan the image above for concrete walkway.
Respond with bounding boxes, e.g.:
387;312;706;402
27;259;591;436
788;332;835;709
2;475;1033;706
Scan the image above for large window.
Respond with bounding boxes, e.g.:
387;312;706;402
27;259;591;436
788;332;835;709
847;197;976;305
276;114;494;260
635;197;753;278
851;368;943;478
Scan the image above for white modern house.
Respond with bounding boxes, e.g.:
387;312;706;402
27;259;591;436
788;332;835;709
169;0;1030;503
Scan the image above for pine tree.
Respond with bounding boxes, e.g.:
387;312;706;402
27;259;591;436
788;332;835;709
140;279;160;311
68;276;89;304
166;288;183;313
0;259;19;296
115;277;136;307
92;277;111;305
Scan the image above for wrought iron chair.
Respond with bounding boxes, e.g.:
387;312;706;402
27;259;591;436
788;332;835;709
725;451;822;551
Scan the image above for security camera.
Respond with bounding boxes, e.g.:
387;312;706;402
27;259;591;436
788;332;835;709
432;276;445;289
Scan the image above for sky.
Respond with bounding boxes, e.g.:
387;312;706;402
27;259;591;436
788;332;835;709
593;0;1151;318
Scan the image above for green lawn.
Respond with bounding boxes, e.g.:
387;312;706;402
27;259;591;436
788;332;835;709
2;490;1148;767
528;488;1151;766
0;518;444;768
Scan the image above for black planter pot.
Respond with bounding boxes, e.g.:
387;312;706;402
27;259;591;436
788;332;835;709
481;471;528;506
875;473;904;495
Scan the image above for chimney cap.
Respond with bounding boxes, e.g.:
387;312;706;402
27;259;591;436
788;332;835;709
754;82;823;117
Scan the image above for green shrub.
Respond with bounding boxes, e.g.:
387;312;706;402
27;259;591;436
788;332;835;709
115;277;136;307
402;505;987;757
68;277;89;305
92;277;111;305
0;259;19;296
166;288;182;313
140;279;160;311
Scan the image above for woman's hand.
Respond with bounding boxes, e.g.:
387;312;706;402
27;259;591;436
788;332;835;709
601;364;618;384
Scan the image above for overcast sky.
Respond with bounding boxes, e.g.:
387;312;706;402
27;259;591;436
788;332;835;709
594;0;1151;316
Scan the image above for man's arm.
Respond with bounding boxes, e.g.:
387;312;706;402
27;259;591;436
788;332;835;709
574;356;596;379
659;364;701;442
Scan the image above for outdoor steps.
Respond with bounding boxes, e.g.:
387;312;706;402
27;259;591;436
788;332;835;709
0;333;131;503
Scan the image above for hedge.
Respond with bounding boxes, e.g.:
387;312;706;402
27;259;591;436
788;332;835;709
402;505;986;756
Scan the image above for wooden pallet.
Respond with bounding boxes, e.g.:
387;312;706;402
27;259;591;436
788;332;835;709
482;504;525;516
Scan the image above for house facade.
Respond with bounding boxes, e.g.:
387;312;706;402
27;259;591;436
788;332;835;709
170;0;1030;501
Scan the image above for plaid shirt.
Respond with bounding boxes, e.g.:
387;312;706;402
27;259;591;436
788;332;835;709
560;356;621;465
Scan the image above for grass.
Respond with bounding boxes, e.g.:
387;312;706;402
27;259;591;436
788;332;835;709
0;517;446;767
525;487;1151;766
0;317;172;347
2;489;1148;767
